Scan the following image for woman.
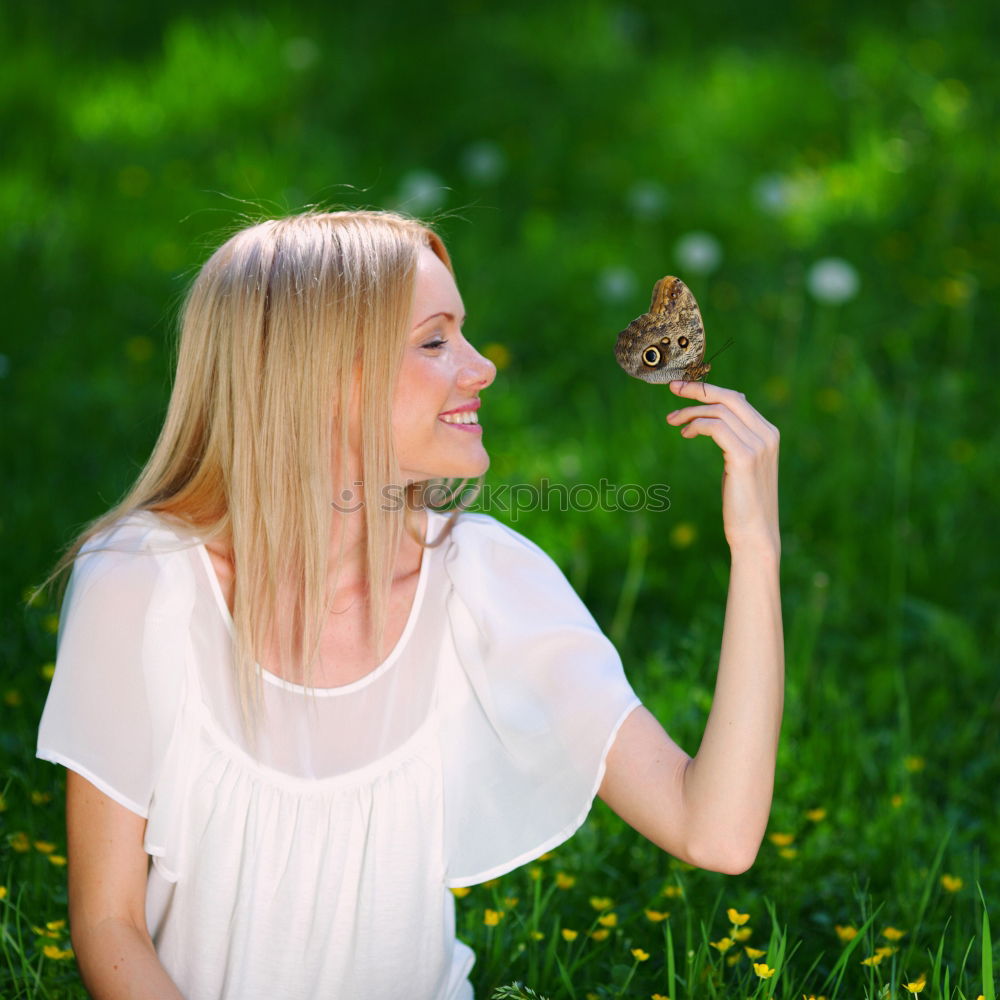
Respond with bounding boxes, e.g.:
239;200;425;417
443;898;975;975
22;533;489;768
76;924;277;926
37;210;783;999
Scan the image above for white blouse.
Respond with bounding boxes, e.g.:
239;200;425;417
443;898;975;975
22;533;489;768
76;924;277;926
37;509;641;1000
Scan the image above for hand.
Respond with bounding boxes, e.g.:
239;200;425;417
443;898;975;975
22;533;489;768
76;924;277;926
666;381;780;555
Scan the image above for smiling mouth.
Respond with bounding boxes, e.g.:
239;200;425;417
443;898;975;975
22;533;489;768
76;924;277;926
439;410;480;426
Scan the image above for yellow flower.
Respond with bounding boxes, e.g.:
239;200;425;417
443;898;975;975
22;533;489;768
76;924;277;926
882;927;907;942
753;962;776;979
589;929;610;941
530;930;544;941
537;851;554;861
891;794;904;808
806;808;827;822
904;973;927;994
903;756;925;772
745;947;766;960
10;833;30;853
590;896;614;911
669;522;697;549
861;954;883;967
555;872;576;890
561;928;579;942
34;841;56;854
40;662;56;681
529;867;543;881
768;832;795;847
652;995;671;1000
31;791;53;806
645;909;669;922
42;945;74;960
733;927;753;942
835;924;858;943
0;886;7;900
632;948;650;962
726;953;742;967
45;920;66;932
876;946;897;957
710;937;734;953
780;847;798;860
483;909;502;927
661;885;684;898
42;613;60;634
482;343;512;371
727;908;750;925
597;913;618;928
0;793;5;812
4;689;23;707
503;897;519;908
482;878;500;889
450;887;471;898
940;874;963;893
48;856;67;867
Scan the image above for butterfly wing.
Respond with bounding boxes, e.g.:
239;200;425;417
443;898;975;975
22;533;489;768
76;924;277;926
614;276;711;384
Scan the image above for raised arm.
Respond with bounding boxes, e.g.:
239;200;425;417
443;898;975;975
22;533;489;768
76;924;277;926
67;771;185;999
598;381;783;874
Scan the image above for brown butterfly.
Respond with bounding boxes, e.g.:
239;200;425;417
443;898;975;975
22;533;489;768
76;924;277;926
614;276;711;384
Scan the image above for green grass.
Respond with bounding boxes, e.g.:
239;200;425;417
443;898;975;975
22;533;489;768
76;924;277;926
2;1;998;997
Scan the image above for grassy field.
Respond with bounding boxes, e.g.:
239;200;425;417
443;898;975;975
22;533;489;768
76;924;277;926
2;2;998;997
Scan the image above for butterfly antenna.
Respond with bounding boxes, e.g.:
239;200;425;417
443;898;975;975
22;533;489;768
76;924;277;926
705;337;735;366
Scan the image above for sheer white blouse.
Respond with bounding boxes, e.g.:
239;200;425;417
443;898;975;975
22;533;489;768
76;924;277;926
37;509;641;1000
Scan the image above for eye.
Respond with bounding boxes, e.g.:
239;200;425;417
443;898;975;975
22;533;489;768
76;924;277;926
642;346;661;367
421;336;448;351
678;336;688;348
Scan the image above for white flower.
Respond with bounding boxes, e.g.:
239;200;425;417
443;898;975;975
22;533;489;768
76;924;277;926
395;170;448;214
674;231;722;275
461;141;506;184
807;257;860;304
283;38;319;71
627;181;669;220
598;266;637;303
753;174;793;215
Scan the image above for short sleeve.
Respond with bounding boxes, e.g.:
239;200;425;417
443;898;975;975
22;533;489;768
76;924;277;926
36;515;192;818
438;514;642;887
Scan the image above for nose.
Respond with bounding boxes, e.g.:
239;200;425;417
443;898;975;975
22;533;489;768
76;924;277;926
457;341;497;392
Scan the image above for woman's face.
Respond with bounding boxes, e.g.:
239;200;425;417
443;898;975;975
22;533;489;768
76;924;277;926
392;246;496;483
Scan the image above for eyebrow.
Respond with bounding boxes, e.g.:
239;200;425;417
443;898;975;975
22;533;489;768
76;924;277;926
414;310;466;329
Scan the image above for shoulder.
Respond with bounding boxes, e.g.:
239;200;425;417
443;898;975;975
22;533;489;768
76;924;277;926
69;510;199;601
439;511;586;615
443;511;550;562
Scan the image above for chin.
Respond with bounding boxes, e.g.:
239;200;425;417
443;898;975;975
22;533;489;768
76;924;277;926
408;455;490;484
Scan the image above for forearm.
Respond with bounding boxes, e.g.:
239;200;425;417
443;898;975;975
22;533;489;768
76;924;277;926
72;919;184;1000
680;540;784;871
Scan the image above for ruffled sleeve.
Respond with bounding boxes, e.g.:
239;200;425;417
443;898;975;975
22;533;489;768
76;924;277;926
438;513;641;887
36;513;193;818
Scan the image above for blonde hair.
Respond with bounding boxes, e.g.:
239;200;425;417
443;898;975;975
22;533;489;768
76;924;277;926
50;209;459;727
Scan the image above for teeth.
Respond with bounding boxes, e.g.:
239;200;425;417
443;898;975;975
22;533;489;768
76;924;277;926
441;410;479;425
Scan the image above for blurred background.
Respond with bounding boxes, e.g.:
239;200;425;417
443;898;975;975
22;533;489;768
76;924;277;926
2;0;997;995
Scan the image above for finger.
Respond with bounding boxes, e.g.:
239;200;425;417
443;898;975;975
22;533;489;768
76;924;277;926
669;381;779;444
678;413;763;457
675;416;760;466
668;404;764;451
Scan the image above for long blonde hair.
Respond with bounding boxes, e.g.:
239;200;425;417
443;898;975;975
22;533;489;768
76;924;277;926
50;209;456;726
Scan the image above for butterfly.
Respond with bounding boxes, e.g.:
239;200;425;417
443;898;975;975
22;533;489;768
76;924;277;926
614;276;711;384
